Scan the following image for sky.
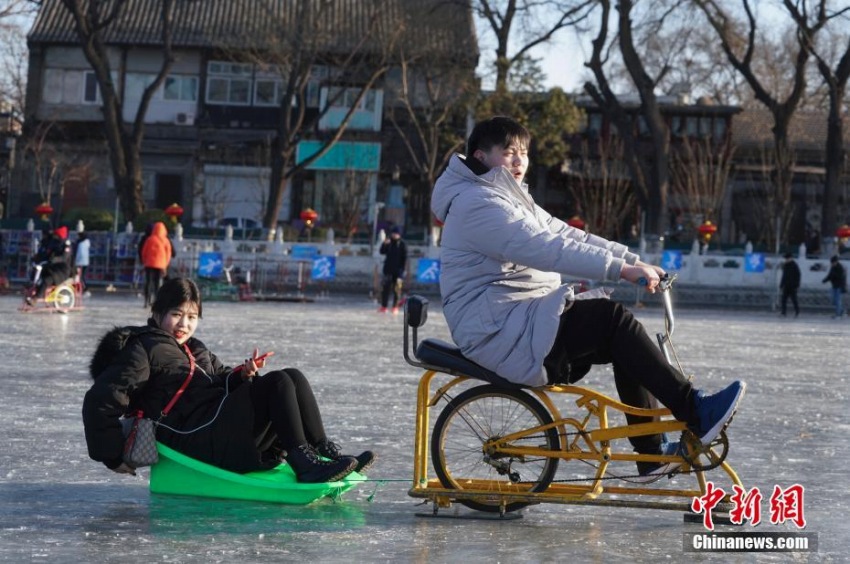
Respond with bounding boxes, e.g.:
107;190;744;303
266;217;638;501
475;27;589;94
538;36;588;93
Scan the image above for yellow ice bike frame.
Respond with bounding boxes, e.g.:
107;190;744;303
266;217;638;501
404;277;743;517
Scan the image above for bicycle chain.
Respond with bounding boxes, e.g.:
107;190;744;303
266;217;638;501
506;428;727;485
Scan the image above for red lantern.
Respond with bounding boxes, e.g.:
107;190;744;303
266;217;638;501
300;208;318;228
836;224;850;240
35;202;54;221
697;220;718;243
566;215;586;230
164;203;184;224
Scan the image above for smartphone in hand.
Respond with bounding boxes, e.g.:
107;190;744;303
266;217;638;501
233;351;275;373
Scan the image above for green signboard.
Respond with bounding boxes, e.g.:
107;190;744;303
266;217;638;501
296;141;381;171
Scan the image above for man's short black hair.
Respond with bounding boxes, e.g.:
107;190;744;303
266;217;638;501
467;116;531;156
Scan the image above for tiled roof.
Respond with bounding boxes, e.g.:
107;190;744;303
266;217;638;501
731;108;850;149
28;0;477;64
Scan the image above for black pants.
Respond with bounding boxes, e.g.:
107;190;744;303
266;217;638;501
543;299;697;453
143;267;164;305
781;288;799;316
77;266;88;291
249;368;326;450
381;273;402;308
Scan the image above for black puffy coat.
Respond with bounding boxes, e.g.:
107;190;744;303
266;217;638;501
82;322;271;473
380;237;407;276
822;262;847;290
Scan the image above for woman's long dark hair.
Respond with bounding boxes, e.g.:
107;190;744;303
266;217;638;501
151;277;203;318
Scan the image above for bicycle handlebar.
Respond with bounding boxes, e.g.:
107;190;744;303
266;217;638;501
656;273;678;364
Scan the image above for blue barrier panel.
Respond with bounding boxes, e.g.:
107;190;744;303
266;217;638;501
416;259;441;284
198;252;224;278
745;253;765;273
662;250;683;271
311;256;336;280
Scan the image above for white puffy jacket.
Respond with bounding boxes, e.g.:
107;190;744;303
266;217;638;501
430;154;639;386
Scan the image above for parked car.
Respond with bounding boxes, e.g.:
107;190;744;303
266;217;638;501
217;217;260;230
215;217;267;240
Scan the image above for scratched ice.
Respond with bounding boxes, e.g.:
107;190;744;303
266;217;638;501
1;292;847;562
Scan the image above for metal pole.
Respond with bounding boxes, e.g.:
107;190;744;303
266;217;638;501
370;201;385;255
113;195;119;233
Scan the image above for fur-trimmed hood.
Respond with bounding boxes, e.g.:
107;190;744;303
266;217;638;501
89;325;152;379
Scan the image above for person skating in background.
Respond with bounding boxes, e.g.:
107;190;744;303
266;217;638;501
822;255;847;318
779;252;801;317
379;226;408;314
74;232;91;293
140;222;173;308
31;226;72;300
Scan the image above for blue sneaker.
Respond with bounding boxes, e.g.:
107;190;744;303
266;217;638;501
635;441;682;482
692;381;746;445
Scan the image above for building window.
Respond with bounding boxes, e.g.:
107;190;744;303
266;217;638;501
326;86;377;111
685;116;698;137
319;86;383;131
671;116;685;137
637;116;650;137
206;61;253;105
587;113;602;137
714;118;727;140
164;76;198;102
254;79;281;106
83;71;101;104
699;117;712;137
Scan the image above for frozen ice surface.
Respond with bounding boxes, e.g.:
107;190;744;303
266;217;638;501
1;292;847;563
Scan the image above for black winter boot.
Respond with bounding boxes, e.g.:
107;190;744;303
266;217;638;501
285;444;357;483
315;439;376;474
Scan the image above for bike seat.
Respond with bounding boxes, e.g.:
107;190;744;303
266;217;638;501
416;338;525;390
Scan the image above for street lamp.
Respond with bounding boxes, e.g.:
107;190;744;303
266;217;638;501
697;220;718;245
836;224;850;247
370;201;385;255
165;202;184;224
566;215;586;230
34;202;54;222
300;208;318;241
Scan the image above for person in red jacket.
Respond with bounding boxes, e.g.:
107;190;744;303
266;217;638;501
140;221;173;308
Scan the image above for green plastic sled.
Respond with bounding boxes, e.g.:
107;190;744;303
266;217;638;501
149;442;366;504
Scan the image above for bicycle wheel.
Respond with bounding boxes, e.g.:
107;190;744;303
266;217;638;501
431;384;560;513
52;286;75;312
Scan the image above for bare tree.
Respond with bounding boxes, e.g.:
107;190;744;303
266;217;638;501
0;0;36;112
386;54;474;228
471;0;595;93
692;0;827;246
224;0;405;232
26;121;63;206
783;1;850;237
584;0;678;235
736;143;797;247
328;170;373;243
669;135;736;231
24;119;92;216
566;137;636;239
52;0;176;222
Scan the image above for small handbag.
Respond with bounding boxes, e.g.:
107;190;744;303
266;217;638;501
121;344;197;468
121;414;159;467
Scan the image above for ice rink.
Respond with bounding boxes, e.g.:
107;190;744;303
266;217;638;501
0;290;847;562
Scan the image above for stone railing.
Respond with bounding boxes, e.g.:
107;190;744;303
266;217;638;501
3;226;845;310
